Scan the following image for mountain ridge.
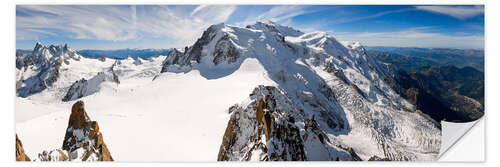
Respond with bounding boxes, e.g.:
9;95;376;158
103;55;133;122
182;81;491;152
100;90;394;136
16;21;451;161
156;21;441;160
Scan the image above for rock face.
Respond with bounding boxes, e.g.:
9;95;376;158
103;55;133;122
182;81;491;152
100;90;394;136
16;134;31;161
60;101;113;161
62;68;120;102
37;149;71;161
160;23;240;73
18;101;113;161
217;85;362;161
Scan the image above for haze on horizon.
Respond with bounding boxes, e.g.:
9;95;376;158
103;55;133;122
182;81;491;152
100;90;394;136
16;5;484;50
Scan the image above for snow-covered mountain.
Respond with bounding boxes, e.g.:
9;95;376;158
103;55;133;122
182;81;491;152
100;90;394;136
16;43;166;102
159;21;440;161
16;43;81;97
15;21;440;161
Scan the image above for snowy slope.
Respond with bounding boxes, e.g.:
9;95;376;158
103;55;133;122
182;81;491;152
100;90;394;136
16;56;274;160
159;21;440;161
16;22;440;161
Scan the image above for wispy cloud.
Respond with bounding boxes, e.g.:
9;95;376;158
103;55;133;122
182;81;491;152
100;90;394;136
134;5;236;47
332;27;484;49
235;5;314;27
415;5;484;20
17;5;139;41
330;8;413;25
260;7;414;33
16;5;236;47
16;5;484;50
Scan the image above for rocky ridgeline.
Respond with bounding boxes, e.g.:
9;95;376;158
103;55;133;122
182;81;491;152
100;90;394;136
160;23;240;73
62;67;120;102
17;43;82;97
16;101;113;161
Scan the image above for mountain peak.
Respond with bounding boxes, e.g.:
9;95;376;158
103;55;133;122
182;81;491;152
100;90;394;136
17;42;82;97
248;21;304;37
34;42;43;50
340;41;364;50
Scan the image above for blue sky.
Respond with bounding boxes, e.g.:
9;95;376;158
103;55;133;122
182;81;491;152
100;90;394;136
16;5;484;50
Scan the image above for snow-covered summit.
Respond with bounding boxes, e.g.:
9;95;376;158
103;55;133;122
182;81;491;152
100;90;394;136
16;42;83;97
31;42;81;67
157;22;440;161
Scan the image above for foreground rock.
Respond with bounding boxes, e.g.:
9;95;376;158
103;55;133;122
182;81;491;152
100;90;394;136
217;86;362;161
16;134;31;161
60;101;113;161
33;101;113;161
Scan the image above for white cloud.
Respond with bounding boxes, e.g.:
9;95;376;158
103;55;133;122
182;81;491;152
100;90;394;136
332;27;484;49
190;5;208;16
333;8;412;24
16;5;236;48
133;5;236;47
235;5;312;27
17;5;139;41
416;5;484;20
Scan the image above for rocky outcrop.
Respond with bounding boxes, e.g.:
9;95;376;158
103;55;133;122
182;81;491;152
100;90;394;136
62;69;120;102
37;149;71;161
62;78;89;102
212;34;239;65
160;24;240;73
28;101;113;161
217;85;361;161
160;48;185;72
60;101;113;161
16;134;31;161
368;155;391;161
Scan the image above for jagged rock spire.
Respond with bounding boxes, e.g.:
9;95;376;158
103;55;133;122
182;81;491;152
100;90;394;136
61;101;113;161
31;101;113;161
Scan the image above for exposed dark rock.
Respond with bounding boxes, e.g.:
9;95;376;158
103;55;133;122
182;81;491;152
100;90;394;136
34;101;113;161
213;35;239;65
160;24;242;73
62;78;88;102
62;101;113;161
368;155;391;161
62;69;120;102
218;85;360;161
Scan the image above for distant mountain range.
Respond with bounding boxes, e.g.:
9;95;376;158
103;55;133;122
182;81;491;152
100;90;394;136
366;46;484;72
17;48;170;60
368;47;484;122
77;48;170;59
